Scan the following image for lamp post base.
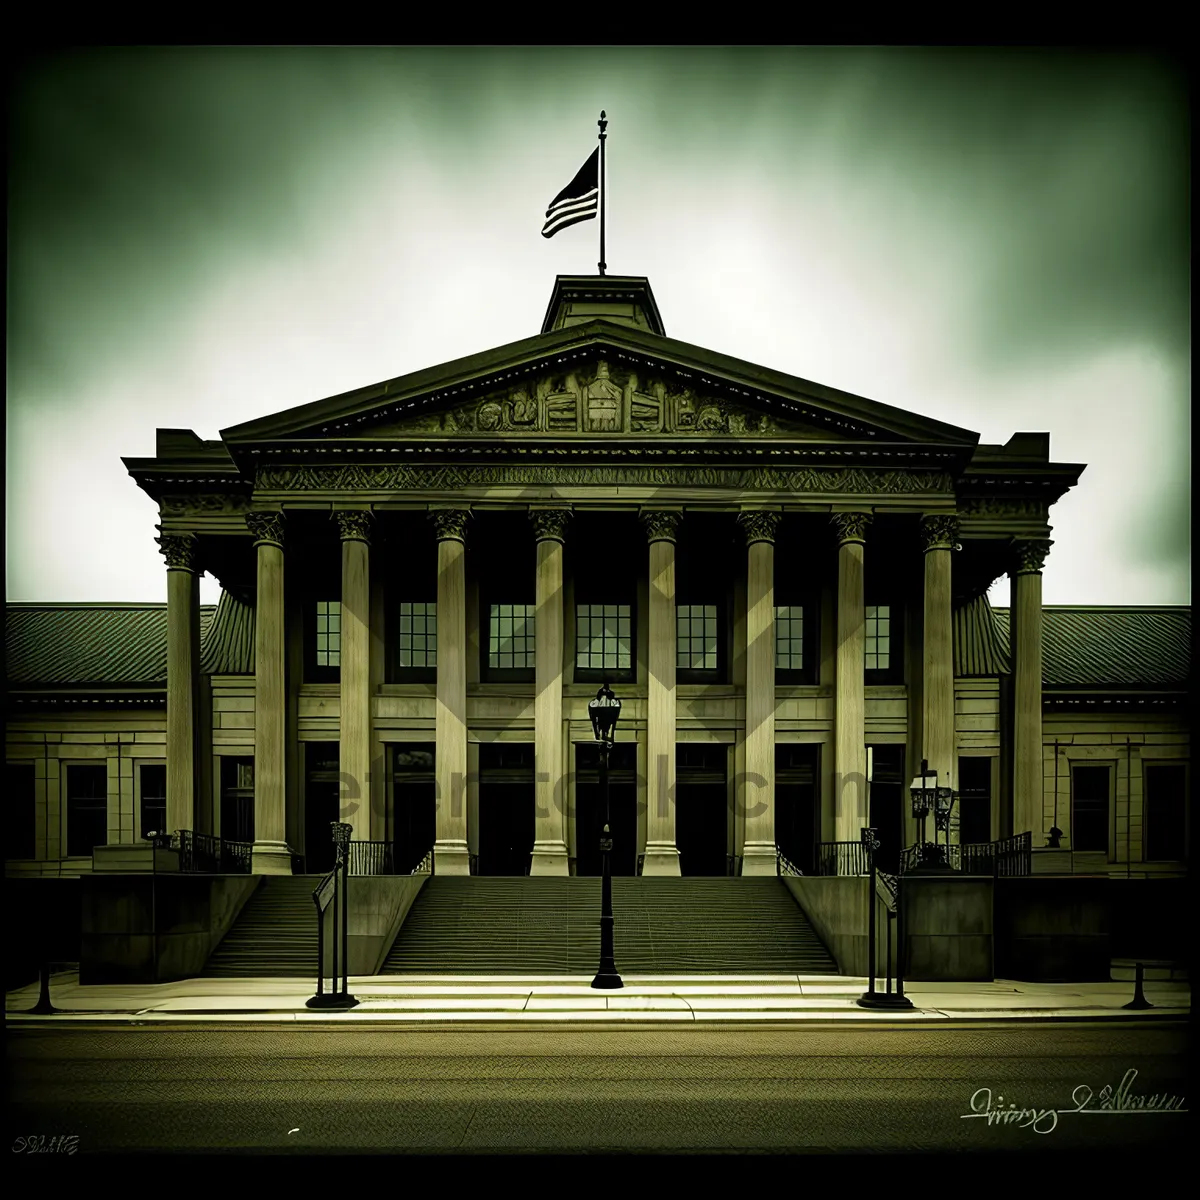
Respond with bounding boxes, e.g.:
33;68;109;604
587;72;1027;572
856;992;915;1010
591;971;624;990
305;993;360;1010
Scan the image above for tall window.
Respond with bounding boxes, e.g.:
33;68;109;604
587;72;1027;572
7;763;36;860
865;605;891;671
66;764;108;857
1144;764;1187;862
398;602;437;668
957;756;992;845
677;604;718;670
316;601;341;667
1072;765;1111;854
220;757;255;844
577;604;632;674
488;603;536;669
139;764;167;839
775;605;805;670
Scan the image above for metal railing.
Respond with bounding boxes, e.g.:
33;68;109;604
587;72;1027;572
174;831;251;875
816;841;870;876
411;849;433;876
777;851;804;878
899;832;1033;877
346;841;395;876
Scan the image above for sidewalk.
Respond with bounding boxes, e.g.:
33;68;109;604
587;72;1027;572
5;971;1191;1024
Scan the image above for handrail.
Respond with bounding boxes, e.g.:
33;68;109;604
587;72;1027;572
309;869;337;1005
777;851;804;878
347;840;395;876
175;830;253;875
410;849;433;876
816;841;870;876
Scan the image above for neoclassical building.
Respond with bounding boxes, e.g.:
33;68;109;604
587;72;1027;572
6;277;1192;884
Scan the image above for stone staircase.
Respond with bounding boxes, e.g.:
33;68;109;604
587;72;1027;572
382;876;839;975
203;876;321;978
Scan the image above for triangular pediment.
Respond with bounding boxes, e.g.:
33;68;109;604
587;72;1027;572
221;320;979;448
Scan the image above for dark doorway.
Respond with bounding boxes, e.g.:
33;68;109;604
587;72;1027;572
775;743;820;875
575;742;637;877
676;744;729;876
868;745;905;874
220;757;255;845
1072;765;1111;855
478;743;535;876
393;744;436;874
958;756;993;845
304;743;341;875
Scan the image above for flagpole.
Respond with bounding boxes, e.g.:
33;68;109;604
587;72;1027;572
597;110;607;277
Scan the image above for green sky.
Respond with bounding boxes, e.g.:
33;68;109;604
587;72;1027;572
6;46;1189;606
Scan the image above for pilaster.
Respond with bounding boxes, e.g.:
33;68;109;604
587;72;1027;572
336;510;372;842
1012;538;1052;842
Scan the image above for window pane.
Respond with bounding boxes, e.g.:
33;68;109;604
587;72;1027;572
1072;766;1110;853
1145;764;1187;861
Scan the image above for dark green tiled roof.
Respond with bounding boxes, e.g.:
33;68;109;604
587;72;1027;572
6;603;217;686
992;606;1191;687
953;594;1010;677
199;592;255;675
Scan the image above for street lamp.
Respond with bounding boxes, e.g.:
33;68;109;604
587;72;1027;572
909;759;956;872
588;683;623;990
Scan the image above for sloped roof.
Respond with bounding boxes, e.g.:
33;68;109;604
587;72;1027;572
953;594;1010;677
5;603;217;686
199;591;255;675
992;607;1191;687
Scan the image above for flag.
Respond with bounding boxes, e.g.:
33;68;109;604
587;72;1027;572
541;148;599;238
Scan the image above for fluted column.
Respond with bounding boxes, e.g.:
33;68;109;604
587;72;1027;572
431;508;471;875
831;512;871;846
156;531;199;837
247;511;291;874
1012;538;1052;842
921;515;958;830
529;508;571;875
641;510;682;876
738;510;781;875
336;510;372;841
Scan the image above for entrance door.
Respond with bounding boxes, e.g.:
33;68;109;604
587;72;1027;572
776;743;820;875
478;743;535;876
575;742;637;877
393;744;436;874
219;757;255;844
304;742;341;875
675;744;729;876
868;745;905;875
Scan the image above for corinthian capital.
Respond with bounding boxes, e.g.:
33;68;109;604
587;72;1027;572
429;507;471;543
641;510;682;544
245;511;286;548
155;532;197;572
335;510;373;544
830;511;872;545
1012;538;1053;576
529;508;572;543
737;510;781;547
920;514;960;552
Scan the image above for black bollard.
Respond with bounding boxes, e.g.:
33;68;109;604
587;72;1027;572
1122;962;1154;1010
29;963;57;1014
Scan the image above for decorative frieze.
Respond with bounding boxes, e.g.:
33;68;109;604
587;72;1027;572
830;511;872;545
245;512;286;548
641;510;682;544
737;510;782;546
257;464;954;495
155;532;198;572
429;508;471;543
334;510;373;544
1011;538;1053;576
920;514;960;552
959;497;1049;520
529;508;572;543
159;493;250;516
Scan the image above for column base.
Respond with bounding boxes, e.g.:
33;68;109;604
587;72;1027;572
640;844;682;876
251;841;294;875
740;843;779;876
433;840;471;876
529;843;570;876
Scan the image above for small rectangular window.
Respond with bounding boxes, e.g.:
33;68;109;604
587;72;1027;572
220;757;255;844
398;602;437;668
66;763;108;857
1072;765;1111;854
7;763;36;860
677;604;718;670
140;764;168;839
1144;763;1187;862
865;605;891;672
488;603;536;669
316;600;341;667
774;605;804;670
577;603;632;671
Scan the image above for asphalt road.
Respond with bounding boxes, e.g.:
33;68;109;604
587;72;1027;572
6;1022;1191;1155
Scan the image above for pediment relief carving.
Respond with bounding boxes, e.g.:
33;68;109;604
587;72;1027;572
357;360;852;439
